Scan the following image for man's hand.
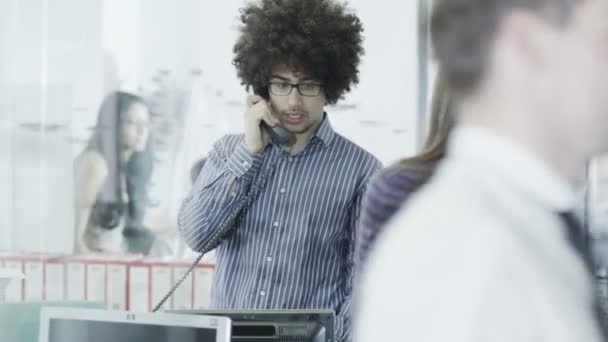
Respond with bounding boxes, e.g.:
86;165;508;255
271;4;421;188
243;95;280;154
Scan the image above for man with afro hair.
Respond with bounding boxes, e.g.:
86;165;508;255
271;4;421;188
178;0;380;340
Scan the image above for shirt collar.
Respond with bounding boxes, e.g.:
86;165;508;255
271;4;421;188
448;124;576;212
313;113;335;146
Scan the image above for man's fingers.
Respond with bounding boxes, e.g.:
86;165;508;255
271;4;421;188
247;95;264;107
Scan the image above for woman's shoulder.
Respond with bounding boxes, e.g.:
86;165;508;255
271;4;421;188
75;149;108;179
372;162;431;191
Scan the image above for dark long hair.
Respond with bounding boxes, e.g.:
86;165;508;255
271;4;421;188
395;74;454;184
88;91;153;230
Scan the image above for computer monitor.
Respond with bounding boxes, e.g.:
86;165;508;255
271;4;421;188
170;309;335;342
39;308;231;342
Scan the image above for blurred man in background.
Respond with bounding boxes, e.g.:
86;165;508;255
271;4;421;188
357;0;608;341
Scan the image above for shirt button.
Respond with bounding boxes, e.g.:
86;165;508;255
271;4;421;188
280;188;286;194
266;257;273;262
273;221;279;227
288;158;294;163
241;161;250;167
260;290;266;296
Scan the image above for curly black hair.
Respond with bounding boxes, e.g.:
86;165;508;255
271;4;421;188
233;0;364;104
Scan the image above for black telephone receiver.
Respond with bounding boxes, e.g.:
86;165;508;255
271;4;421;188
253;92;291;146
262;122;291;146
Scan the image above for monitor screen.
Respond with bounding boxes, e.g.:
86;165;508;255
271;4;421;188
39;308;231;342
49;319;216;342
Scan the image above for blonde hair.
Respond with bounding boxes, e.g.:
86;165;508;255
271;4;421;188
397;74;454;179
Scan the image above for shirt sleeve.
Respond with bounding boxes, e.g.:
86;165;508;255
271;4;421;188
178;136;265;252
355;165;421;272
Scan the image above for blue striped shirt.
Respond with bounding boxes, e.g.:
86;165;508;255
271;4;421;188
178;117;381;342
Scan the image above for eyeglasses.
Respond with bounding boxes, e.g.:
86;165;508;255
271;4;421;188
268;82;323;97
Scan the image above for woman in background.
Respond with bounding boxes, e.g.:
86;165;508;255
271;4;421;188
356;75;454;268
74;91;154;253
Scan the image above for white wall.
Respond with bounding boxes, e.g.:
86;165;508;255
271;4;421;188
0;106;13;251
2;0;104;253
0;0;18;251
334;0;422;164
102;0;141;93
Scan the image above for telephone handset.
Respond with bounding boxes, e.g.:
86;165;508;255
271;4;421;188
262;122;291;146
256;93;291;146
251;93;291;146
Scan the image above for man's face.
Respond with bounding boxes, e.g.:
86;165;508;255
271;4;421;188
542;0;608;156
267;65;326;135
